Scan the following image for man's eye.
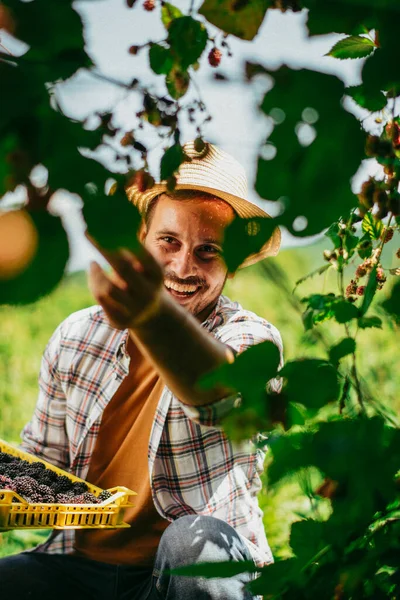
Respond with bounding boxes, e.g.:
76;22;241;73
161;237;176;244
199;246;219;255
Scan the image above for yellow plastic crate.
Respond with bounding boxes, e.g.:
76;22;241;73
0;439;136;530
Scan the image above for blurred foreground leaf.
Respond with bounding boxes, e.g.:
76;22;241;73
199;0;269;41
255;67;365;236
82;186;142;253
200;339;280;396
222;216;276;272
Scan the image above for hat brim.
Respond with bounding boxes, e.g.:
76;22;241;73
126;182;281;269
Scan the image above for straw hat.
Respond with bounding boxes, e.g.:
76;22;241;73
126;140;281;268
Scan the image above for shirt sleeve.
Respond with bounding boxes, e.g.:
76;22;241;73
178;314;284;428
19;323;70;469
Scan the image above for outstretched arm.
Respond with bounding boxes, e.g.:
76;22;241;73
88;246;235;407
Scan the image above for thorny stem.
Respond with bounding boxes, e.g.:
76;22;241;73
337;230;366;413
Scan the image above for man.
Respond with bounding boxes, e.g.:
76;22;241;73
1;141;283;599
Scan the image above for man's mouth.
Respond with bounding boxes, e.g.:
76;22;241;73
164;280;200;299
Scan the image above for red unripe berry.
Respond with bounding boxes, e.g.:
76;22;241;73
143;0;155;10
355;264;367;278
376;267;386;282
356;286;365;296
208;48;222;68
381;227;394;243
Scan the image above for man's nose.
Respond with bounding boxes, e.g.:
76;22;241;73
171;249;197;279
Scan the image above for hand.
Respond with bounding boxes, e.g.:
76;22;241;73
88;243;164;331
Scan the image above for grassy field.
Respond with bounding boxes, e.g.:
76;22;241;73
0;239;398;558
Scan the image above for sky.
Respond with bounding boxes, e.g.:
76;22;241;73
3;0;383;271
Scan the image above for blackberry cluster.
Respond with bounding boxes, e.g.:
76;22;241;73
0;451;107;505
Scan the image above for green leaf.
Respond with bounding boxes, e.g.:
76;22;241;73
360;266;377;316
247;558;299;596
168;17;208;69
170;560;258;578
343;232;358;254
280;359;340;409
329;337;356;364
362;27;400;96
333;300;359;323
300;293;337;329
166;67;190;99
222;216;277;272
149;44;174;75
200;340;281;396
290;520;326;563
0;211;69;306
255;68;365;236
346;85;387;112
326;35;375;60
358;315;382;329
160;143;185;180
381;280;400;321
82;186;142;253
304;0;377;36
362;212;384;240
199;0;268;41
8;0;92;81
325;222;341;248
161;2;183;29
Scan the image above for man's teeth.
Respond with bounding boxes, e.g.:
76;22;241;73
165;281;198;293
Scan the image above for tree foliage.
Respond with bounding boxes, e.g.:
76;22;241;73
1;0;400;597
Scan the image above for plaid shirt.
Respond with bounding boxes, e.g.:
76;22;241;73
20;294;283;567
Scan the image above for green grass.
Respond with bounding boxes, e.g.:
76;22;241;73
0;241;398;557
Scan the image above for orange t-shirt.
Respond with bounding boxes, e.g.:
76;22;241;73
73;339;169;566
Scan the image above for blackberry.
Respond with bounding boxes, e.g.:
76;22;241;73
0;452;14;463
56;492;75;504
38;471;58;486
24;462;46;477
81;492;100;504
68;494;86;504
51;475;73;494
71;481;89;495
37;484;53;497
71;492;100;504
14;476;39;497
98;490;112;502
0;474;15;490
25;492;42;503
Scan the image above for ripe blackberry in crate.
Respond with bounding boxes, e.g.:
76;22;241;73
56;492;76;504
98;490;112;502
37;484;56;503
14;476;39;497
71;481;89;495
24;461;46;478
39;470;58;486
0;474;15;490
72;492;100;504
0;452;14;463
51;475;74;494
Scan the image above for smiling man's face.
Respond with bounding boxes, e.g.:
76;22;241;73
141;193;235;322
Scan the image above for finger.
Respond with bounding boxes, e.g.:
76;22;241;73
120;246;162;280
88;262;131;306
